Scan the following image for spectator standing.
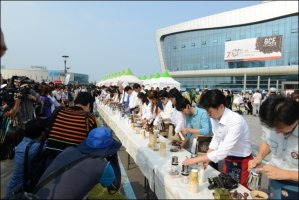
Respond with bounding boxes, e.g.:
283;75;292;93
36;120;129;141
252;89;262;116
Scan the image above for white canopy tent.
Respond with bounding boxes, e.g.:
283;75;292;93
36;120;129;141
116;75;143;85
144;71;180;90
97;69;143;87
152;77;181;90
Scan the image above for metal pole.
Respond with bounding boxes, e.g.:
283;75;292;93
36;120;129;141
64;60;67;75
268;78;271;90
243;74;247;92
257;76;260;90
276;80;279;91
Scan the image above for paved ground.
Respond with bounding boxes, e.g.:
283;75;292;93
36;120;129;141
99;109;269;199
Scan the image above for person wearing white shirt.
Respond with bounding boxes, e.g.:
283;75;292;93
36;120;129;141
153;90;174;129
142;90;158;128
183;89;252;187
52;86;62;102
169;88;186;141
129;90;139;111
248;96;298;199
124;86;138;113
137;92;149;120
252;89;262;116
157;90;173;120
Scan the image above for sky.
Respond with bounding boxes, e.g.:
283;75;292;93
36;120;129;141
1;1;258;82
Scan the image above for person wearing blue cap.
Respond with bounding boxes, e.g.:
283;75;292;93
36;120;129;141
35;126;122;199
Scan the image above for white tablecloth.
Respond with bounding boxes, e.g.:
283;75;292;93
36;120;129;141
96;100;251;199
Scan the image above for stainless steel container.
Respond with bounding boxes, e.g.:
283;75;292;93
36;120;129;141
247;169;262;191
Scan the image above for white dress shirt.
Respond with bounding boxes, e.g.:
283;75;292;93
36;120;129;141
145;102;157;124
207;108;252;163
129;91;139;109
261;125;298;171
252;92;262;104
52;90;61;101
141;103;148;119
171;108;186;133
160;100;174;120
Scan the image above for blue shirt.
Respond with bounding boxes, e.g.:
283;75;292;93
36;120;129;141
99;163;115;187
6;137;41;195
186;106;211;139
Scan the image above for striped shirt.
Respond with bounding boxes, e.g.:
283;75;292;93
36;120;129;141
46;106;97;155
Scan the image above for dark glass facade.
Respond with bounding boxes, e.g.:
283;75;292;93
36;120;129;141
161;14;298;90
74;73;89;84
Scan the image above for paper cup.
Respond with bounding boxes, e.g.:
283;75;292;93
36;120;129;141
189;169;199;193
159;142;166;157
140;129;145;138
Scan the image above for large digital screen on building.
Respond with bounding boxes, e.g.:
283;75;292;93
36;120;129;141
224;35;282;62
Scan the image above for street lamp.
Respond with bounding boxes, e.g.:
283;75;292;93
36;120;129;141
62;55;69;76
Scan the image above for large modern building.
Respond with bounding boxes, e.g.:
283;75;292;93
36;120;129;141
156;1;298;92
1;66;89;84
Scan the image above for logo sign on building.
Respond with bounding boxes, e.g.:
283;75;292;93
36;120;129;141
224;35;283;62
48;71;61;77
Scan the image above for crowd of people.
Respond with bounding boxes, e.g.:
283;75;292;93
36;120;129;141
1;27;299;199
1;28;122;199
99;81;298;199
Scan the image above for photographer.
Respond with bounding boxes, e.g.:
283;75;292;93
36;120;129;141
1;28;23;198
11;78;38;126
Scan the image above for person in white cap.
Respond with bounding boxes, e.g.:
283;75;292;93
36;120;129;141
269;87;277;96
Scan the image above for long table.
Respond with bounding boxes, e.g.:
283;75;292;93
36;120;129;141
96;100;252;199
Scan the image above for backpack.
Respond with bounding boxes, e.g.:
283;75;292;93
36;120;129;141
22;107;62;193
5;151;97;199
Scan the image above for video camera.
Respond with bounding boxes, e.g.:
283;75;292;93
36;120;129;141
0;76;35;104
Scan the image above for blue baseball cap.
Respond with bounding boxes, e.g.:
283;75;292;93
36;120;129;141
86;127;114;149
77;126;121;156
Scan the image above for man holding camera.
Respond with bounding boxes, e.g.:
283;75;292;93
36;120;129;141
14;79;38;126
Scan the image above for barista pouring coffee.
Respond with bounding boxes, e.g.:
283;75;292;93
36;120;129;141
183;89;252;187
248;96;298;199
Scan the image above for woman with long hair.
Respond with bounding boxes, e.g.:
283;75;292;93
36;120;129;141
141;90;159;128
137;92;149;120
168;88;186;139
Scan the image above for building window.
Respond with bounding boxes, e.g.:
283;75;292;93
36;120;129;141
213;39;218;44
291;28;298;33
255;33;261;37
181;44;186;48
191;43;195;47
225;37;231;41
272;31;279;35
201;41;206;45
173;46;177;49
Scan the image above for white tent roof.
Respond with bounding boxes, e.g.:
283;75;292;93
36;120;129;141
116;75;143;85
97;75;142;87
148;77;180;90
